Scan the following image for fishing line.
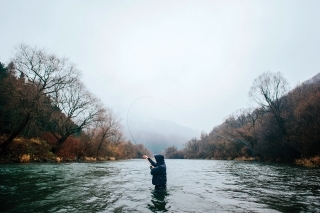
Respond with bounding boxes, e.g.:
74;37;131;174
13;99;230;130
126;96;154;165
126;96;152;149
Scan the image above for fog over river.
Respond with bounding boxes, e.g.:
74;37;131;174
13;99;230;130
1;160;319;213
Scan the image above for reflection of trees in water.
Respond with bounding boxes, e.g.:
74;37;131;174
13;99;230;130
147;190;169;212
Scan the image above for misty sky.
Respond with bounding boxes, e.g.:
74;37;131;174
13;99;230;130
1;0;320;135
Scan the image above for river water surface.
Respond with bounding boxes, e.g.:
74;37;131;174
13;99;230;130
1;159;320;213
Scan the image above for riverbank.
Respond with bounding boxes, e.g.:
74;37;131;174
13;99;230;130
1;137;319;167
0;137;118;163
235;156;320;167
295;156;320;167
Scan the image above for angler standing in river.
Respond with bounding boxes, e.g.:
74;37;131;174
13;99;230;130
143;154;167;190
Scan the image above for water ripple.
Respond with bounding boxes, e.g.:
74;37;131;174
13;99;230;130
1;160;319;212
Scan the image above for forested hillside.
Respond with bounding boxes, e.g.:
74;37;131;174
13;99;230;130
165;72;320;166
0;44;150;162
1;44;319;166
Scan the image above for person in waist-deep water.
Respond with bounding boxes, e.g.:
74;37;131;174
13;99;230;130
143;154;167;190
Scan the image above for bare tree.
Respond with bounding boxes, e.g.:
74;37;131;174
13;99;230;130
96;109;123;151
49;80;103;153
13;44;79;95
0;44;79;151
78;108;123;158
184;138;199;158
224;108;261;149
164;146;178;158
249;71;289;135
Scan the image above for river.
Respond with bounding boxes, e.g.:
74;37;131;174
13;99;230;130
1;159;319;213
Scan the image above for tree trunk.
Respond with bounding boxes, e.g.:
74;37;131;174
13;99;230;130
0;113;31;153
51;135;69;154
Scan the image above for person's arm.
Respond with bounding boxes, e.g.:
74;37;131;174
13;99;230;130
143;155;157;167
148;158;157;167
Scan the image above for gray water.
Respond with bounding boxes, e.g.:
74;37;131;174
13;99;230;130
0;160;319;213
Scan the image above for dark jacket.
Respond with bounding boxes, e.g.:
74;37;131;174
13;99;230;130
148;154;167;186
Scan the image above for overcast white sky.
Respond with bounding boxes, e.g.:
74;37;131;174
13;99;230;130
1;0;320;134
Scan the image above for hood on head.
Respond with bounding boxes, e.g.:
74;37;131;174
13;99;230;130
154;154;165;165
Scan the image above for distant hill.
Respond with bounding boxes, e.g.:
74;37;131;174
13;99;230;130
303;73;320;85
124;117;200;154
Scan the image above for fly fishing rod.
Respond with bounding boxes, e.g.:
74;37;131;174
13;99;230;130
127;96;153;166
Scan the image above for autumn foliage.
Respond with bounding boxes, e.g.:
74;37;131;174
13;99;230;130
165;72;320;166
0;45;150;162
1;45;319;165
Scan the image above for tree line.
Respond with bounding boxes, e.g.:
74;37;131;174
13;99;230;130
0;44;150;162
165;72;320;164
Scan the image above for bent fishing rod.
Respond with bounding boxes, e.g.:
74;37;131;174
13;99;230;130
126;96;153;166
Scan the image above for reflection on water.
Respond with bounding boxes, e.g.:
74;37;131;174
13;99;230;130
148;190;169;212
0;160;320;213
